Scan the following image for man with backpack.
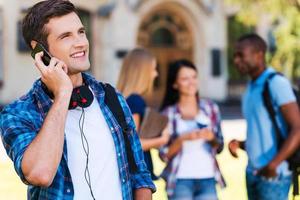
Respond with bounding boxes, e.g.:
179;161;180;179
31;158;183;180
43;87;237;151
228;33;300;200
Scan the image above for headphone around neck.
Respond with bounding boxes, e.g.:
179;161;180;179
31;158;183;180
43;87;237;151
41;82;94;110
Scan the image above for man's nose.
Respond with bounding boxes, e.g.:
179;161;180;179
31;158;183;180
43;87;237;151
73;35;88;47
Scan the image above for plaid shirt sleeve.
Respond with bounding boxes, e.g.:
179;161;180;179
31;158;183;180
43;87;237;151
116;92;156;193
0;102;39;184
209;100;224;154
158;107;174;162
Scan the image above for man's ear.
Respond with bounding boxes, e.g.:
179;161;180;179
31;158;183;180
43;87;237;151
259;51;265;60
173;83;178;89
255;51;265;63
30;40;37;49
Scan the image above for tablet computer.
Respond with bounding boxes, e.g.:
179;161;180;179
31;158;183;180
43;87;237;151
139;108;169;139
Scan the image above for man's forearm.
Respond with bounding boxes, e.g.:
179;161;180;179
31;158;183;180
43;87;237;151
134;188;152;200
21;95;70;186
166;137;183;160
270;128;300;167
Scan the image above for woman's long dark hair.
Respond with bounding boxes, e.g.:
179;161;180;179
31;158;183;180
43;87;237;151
160;59;198;111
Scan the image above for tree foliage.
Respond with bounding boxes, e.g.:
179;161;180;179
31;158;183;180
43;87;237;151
225;0;300;80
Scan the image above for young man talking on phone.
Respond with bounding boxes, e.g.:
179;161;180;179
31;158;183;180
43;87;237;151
0;0;155;199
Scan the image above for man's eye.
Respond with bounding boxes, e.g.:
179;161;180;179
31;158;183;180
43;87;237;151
61;35;69;39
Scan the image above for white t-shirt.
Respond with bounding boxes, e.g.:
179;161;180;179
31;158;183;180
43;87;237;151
176;111;215;179
65;97;122;200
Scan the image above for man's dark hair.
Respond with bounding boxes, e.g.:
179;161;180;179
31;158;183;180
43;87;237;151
237;33;267;54
22;0;77;50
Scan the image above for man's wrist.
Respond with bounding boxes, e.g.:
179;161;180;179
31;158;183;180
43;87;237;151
269;159;280;169
134;188;152;200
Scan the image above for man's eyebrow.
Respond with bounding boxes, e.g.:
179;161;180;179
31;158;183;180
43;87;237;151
57;31;71;40
56;27;86;40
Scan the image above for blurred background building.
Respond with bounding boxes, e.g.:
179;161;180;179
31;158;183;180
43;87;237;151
0;0;298;108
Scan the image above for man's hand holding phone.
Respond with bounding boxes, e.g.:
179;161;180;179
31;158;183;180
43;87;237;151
34;51;73;99
180;127;214;142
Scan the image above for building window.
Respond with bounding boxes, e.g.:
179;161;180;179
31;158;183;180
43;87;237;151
211;49;222;77
17;20;31;52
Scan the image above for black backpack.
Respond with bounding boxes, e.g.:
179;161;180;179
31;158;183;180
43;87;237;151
101;83;138;174
262;72;300;197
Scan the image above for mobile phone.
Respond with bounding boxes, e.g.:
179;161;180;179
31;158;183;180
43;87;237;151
197;122;208;129
31;43;51;66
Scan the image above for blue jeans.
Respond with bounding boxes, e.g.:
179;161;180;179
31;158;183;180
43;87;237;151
169;178;218;200
246;171;291;200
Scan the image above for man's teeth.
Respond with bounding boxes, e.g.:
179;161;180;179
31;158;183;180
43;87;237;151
71;52;84;58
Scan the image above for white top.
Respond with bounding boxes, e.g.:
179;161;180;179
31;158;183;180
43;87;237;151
176;111;215;179
65;97;122;200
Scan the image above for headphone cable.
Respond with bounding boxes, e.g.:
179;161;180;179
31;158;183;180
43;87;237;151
79;107;96;200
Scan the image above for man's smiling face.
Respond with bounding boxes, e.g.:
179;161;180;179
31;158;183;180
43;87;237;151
46;12;90;74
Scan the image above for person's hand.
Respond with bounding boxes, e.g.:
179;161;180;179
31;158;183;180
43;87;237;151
196;128;215;141
134;188;152;200
256;162;277;179
159;125;171;146
228;139;241;158
180;128;213;141
180;130;201;141
34;52;73;99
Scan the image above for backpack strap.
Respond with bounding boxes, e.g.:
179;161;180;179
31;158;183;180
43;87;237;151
101;83;138;174
262;72;300;196
262;72;284;147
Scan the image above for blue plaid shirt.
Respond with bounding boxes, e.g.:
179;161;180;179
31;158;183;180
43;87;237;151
0;73;156;199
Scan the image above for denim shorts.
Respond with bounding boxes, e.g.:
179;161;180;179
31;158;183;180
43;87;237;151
246;171;291;200
169;178;218;200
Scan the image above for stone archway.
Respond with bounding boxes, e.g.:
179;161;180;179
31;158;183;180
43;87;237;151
137;7;194;108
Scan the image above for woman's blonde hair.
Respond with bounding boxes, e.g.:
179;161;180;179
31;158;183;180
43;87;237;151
117;48;156;98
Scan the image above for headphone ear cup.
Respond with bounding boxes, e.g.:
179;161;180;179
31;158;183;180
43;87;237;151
68;85;94;110
69;92;79;110
78;86;94;108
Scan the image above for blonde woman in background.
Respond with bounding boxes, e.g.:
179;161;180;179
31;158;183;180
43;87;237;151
117;48;170;180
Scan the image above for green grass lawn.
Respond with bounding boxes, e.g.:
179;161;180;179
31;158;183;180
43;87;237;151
0;162;27;199
0;145;299;200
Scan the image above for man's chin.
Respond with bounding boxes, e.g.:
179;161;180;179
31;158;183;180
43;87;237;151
67;65;91;75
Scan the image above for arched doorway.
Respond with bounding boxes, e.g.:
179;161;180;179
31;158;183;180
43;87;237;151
137;7;194;108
